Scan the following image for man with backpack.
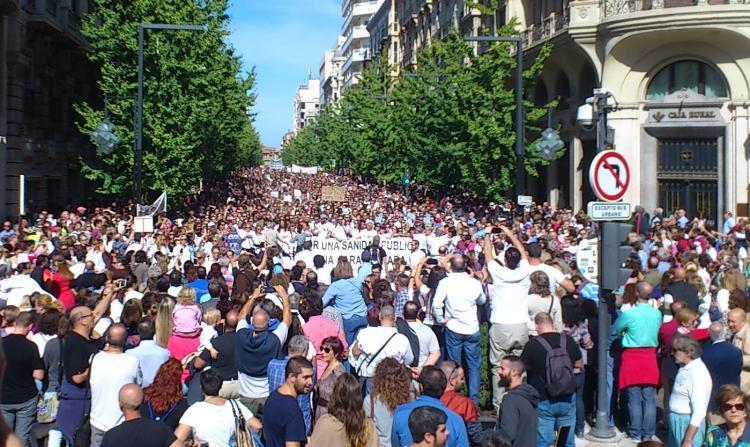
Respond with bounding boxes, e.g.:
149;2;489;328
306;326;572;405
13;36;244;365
520;312;582;447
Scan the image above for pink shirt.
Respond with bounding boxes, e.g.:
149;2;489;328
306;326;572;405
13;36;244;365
167;334;200;382
303;315;348;379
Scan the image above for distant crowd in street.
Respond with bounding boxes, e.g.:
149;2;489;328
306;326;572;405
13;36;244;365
0;166;747;447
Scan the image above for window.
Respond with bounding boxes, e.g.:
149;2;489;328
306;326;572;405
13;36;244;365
646;60;728;100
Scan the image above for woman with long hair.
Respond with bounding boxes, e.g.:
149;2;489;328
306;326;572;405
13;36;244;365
49;253;75;310
141;358;188;430
527;271;562;334
154;297;175;348
363;358;413;446
310;373;377;447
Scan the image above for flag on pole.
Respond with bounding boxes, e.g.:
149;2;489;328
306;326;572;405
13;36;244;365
137;192;167;217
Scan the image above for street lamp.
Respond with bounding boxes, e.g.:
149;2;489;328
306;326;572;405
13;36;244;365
134;23;205;204
92;97;119;156
464;35;525;200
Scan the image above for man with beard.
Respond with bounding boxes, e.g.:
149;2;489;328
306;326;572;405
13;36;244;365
494;356;539;447
262;357;314;447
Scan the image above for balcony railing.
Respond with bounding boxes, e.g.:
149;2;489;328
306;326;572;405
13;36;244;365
522;9;569;47
601;0;750;17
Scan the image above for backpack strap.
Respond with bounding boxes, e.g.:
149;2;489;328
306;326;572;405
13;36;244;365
535;334;553;353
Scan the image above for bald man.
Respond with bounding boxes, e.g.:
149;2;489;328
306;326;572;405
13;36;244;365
100;384;180;447
728;308;750;393
57;287;115;445
89;324;142;447
235;284;293;419
194;310;241;398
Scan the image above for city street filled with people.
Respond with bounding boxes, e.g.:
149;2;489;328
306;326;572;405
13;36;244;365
0;167;747;447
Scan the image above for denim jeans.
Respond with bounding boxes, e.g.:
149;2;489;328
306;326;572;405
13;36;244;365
444;328;481;405
626;385;656;441
0;396;39;446
537;398;576;447
342;314;368;346
575;373;585;435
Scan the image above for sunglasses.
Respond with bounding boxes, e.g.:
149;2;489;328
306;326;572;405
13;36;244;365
722;403;746;412
322;347;332;354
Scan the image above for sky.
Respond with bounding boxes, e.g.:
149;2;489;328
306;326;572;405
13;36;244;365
227;1;342;148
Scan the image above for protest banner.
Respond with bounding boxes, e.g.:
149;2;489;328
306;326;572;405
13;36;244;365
321;186;346;202
308;236;412;270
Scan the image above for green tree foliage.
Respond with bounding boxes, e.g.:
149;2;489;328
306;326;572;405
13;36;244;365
283;25;559;200
76;0;261;202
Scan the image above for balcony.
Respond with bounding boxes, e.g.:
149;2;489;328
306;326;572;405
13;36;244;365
342;0;382;31
25;0;65;32
522;9;570;47
341;47;369;77
601;0;750;17
341;24;370;55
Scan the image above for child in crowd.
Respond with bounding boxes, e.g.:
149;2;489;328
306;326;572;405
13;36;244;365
172;286;202;338
199;308;221;352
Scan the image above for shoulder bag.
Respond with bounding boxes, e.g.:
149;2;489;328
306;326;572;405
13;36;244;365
229;399;256;447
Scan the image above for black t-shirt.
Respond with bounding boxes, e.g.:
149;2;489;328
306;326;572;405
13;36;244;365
62;332;100;387
520;332;582;401
1;334;44;404
139;399;189;430
665;282;700;311
198;332;237;380
101;417;177;447
263;390;306;447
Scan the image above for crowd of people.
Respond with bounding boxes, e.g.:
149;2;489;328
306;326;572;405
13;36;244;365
0;167;747;447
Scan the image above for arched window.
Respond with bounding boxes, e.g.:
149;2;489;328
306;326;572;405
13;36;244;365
646;60;728;101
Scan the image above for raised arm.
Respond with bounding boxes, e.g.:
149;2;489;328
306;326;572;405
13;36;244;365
238;285;263;323
274;284;293;328
501;225;527;260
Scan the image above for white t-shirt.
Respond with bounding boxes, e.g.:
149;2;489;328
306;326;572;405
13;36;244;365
487;259;531;325
407;321;439;367
528;263;567;298
180;400;253;447
353;326;413;377
90;351;142;431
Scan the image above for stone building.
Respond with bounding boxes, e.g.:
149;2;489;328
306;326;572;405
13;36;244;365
0;0;98;218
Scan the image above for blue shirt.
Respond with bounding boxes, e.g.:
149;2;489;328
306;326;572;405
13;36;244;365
322;277;367;319
579;282;599;302
126;340;170;388
391;395;469;447
267;358;313;435
615;303;662;348
263;389;307;447
186;279;209;298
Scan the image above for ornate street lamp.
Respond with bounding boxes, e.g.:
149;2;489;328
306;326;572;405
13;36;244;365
91;98;119;156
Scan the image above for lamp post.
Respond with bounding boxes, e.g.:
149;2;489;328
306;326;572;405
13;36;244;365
464;35;525;200
91;97;119;156
134;23;204;205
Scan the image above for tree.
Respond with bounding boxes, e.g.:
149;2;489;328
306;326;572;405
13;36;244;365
283;23;556;200
76;0;261;203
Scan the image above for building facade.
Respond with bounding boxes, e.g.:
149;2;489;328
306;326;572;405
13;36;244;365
367;0;400;73
0;0;98;218
320;38;346;107
512;0;750;222
293;78;321;133
341;0;384;87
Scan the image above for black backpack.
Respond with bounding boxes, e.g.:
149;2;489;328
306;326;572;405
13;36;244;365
396;318;420;368
536;334;576;398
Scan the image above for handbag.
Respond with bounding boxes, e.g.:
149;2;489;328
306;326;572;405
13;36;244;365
37;392;59;424
38;338;64;423
229;399;256;447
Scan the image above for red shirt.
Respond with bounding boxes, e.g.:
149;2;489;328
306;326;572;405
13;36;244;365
440;390;478;423
658;319;679;359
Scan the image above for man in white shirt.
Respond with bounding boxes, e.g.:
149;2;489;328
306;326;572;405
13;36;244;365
408;240;426;267
89;324;142;447
483;226;531;410
352;305;413;394
126;319;170;388
0;264;48;307
432;255;486;405
526;243;575;299
293;241;314;268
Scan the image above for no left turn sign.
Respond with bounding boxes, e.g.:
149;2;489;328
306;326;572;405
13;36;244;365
588;151;630;202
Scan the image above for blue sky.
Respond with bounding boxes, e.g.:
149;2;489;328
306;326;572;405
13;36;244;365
227;1;342;147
